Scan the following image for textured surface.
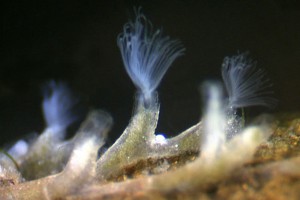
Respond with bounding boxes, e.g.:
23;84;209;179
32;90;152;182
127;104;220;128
67;113;300;199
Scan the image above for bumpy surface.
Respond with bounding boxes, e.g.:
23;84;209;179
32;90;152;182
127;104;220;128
2;113;300;199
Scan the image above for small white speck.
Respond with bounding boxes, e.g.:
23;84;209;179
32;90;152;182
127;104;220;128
155;134;167;145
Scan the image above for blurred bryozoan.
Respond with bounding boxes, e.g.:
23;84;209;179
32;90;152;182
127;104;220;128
42;81;79;135
20;81;80;179
221;53;275;138
221;52;275;110
117;8;185;106
201;82;226;162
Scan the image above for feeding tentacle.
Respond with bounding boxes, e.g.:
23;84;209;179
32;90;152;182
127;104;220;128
117;9;185;106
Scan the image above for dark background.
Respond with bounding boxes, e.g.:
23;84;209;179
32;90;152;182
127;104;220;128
0;0;300;145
